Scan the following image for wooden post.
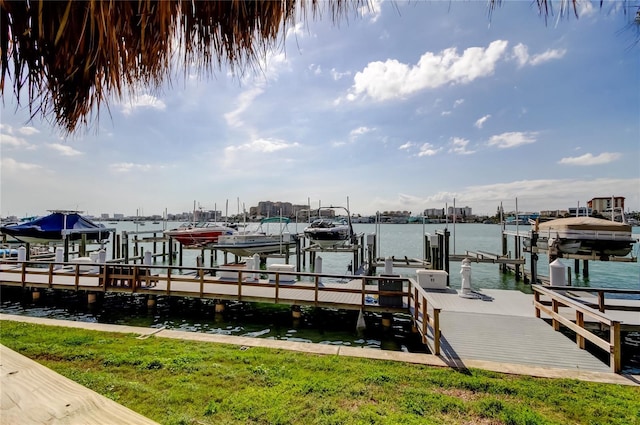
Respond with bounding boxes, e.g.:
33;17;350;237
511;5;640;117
122;232;129;263
514;235;521;281
610;321;621;373
583;260;589;278
576;311;585;348
501;231;508;273
80;234;87;257
574;259;580;275
112;231;118;259
63;236;70;262
168;238;173;266
179;243;183;267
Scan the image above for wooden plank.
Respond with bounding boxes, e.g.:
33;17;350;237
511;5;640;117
0;344;159;425
437;312;611;372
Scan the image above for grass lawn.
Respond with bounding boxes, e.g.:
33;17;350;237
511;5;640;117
1;320;639;425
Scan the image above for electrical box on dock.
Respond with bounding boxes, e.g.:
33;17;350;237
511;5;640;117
416;269;448;290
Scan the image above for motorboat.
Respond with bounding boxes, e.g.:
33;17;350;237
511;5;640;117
0;210;110;244
213;217;296;257
536;216;636;257
163;222;235;247
303;217;353;248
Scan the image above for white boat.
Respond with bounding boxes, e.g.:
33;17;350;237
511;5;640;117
536;216;636;257
213;217;295;257
304;217;353;248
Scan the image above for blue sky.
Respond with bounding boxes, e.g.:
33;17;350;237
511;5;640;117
1;1;638;218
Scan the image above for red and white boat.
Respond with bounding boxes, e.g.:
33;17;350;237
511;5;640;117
164;222;235;247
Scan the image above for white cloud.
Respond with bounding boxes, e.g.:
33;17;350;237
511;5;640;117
487;131;537;148
225;138;299;154
330;68;351;81
224;86;265;127
47;143;83;156
120;94;167;115
441;110;452;116
558;152;621;166
512;43;566;67
360;0;383;22
0;133;31;149
109;162;154;173
475;114;491;128
399;142;415;150
18;126;39;136
453;99;464;107
0;157;42;172
346;40;509;102
417;143;441;157
350;126;374;139
449;137;475;155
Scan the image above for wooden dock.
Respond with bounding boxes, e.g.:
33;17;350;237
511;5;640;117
1;259;638;374
416;288;620;373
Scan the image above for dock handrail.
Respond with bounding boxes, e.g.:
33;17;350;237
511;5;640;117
407;281;442;355
0;259;413;312
532;284;622;372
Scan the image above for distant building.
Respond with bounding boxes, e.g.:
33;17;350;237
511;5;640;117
100;213;110;219
588;197;625;216
423;208;444;218
567;206;591;217
113;214;124;220
447;206;472;219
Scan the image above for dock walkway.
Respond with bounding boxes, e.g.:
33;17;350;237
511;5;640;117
1;261;638;376
420;289;613;373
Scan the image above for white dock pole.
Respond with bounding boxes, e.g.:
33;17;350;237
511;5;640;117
54;247;64;270
459;258;472;297
144;250;152;265
90;252;99;273
384;257;393;275
314;255;323;285
252;253;260;281
17;246;26;263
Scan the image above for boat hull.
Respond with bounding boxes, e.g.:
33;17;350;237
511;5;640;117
164;223;234;246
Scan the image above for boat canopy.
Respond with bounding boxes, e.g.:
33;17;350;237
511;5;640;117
538;217;631;232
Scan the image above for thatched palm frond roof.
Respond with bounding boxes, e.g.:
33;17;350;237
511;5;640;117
0;0;362;133
1;1;637;134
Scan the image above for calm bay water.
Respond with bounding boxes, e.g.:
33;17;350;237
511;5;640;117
2;221;638;372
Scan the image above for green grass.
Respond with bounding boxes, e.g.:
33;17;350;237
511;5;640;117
1;320;639;425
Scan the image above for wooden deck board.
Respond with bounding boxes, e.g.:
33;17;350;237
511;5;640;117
0;344;159;425
436;312;611;372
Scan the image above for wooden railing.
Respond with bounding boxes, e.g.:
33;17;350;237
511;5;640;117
1;259;444;355
532;284;622;372
407;282;441;355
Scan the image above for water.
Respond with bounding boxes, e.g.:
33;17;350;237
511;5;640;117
2;221;638;372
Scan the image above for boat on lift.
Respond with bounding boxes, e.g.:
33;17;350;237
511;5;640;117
303;206;354;248
0;210;109;244
536;213;636;257
164;222;235;247
213;217;296;257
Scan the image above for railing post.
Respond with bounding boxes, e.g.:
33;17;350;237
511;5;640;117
534;289;541;318
576;311;585;349
552;299;560;331
238;271;243;301
611;321;621;373
166;267;172;295
48;263;54;288
598;290;605;312
433;309;440;355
